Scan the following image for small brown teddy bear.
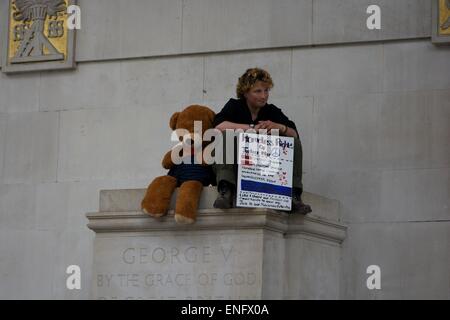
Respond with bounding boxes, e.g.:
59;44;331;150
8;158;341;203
141;105;216;224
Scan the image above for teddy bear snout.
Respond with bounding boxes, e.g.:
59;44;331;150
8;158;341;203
183;133;202;148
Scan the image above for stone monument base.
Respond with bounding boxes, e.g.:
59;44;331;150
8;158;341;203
87;187;346;299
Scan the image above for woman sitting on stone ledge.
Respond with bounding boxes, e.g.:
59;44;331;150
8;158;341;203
212;67;311;214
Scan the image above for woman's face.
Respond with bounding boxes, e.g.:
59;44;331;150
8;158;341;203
244;81;270;109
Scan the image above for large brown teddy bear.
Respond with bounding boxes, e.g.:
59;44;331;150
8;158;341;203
141;105;216;224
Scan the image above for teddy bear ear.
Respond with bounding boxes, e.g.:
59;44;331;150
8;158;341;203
169;112;180;130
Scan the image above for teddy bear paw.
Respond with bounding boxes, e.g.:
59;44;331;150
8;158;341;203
175;213;195;225
142;207;166;219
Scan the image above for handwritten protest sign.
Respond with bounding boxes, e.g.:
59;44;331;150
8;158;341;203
236;132;294;211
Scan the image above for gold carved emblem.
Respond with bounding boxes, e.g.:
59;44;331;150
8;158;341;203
2;0;77;72
439;0;450;35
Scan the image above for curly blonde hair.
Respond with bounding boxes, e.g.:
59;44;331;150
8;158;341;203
236;68;274;99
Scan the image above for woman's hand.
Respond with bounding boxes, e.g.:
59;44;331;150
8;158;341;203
255;120;285;134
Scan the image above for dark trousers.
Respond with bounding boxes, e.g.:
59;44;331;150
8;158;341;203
212;131;304;192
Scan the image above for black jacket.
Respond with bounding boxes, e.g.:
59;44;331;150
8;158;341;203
213;98;298;135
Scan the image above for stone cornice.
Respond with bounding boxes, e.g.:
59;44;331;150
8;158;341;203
87;208;347;244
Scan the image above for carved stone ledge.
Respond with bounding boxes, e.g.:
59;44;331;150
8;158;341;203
87;208;346;245
86;187;347;300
